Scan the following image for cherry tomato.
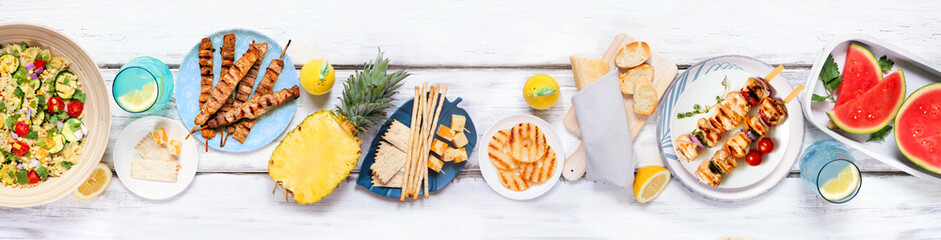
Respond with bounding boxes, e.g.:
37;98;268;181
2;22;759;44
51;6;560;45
27;170;40;184
11;142;29;156
14;121;29;137
758;138;775;154
46;96;65;113
745;150;763;166
67;101;84;118
33;60;46;69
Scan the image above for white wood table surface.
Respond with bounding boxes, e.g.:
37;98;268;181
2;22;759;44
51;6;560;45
3;0;941;238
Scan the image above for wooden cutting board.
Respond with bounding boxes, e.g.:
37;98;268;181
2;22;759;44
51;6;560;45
562;33;678;181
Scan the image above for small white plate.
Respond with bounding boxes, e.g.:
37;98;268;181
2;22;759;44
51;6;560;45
113;116;199;200
478;115;565;200
657;55;804;203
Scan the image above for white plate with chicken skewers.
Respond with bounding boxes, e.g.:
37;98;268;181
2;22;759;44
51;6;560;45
657;56;804;202
176;29;299;152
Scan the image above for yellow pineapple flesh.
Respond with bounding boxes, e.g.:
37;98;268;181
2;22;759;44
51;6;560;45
269;111;362;204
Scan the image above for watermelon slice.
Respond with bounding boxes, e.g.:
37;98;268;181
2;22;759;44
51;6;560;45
827;70;906;134
826;43;884;129
895;83;941;174
836;43;884;106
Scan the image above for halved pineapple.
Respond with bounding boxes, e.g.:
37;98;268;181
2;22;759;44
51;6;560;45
269;110;362;204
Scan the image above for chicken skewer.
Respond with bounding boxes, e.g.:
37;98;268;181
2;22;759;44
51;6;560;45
231;40;291;143
193;43;268;126
198;38;216;141
220;34;236;76
674;65;782;161
220;40;270;147
196;85;300;130
696;85;801;187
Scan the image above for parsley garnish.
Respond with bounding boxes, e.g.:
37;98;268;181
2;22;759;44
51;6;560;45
867;125;893;142
5;116;17;128
879;55;895;72
15;170;27;184
60;161;73;169
25;130;38;139
72;90;86;103
812;55;842;102
678;76;728;119
36;166;48;180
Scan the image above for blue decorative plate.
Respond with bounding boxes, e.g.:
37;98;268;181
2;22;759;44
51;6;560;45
356;97;476;198
175;29;298;152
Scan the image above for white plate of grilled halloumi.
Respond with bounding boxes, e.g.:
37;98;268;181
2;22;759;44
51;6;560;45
479;114;565;200
113;116;198;200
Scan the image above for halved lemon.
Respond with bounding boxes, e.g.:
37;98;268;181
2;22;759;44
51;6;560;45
74;163;112;200
633;165;671;203
117;82;158;112
820;164;860;201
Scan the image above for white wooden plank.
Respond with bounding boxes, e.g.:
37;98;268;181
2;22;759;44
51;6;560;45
94;69;901;173
1;173;938;238
3;0;941;66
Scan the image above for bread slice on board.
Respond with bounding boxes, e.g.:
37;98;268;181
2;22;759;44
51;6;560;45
569;56;611;90
614;41;650;69
618;63;654;95
633;77;659;116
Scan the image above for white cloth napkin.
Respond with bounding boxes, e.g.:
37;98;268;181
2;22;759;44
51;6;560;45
571;70;636;188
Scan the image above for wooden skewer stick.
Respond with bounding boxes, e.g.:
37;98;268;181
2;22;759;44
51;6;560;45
783;84;804;103
764;65;784;81
279;40;291;60
424;85;447;198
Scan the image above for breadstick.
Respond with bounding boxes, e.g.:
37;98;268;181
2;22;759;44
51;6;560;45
424;85;447;198
401;85;425;201
415;85;439;199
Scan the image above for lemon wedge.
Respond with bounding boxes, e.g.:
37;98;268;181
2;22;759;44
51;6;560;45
820;164;860;201
74;163;112;200
633;165;671;203
117;82;157;112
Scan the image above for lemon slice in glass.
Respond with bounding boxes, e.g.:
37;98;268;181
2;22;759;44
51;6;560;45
820;164;860;201
117;82;158;112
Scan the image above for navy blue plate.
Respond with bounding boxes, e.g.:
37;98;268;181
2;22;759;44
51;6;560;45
356;97;476;197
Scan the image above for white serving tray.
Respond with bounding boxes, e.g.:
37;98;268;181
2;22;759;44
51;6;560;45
802;34;941;183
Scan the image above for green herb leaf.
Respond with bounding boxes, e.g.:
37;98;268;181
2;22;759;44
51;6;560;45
72;90;86;103
811;94;829;102
879;55;895;73
6;171;13;178
825;76;842;92
60;161;73;169
37;141;46;147
36;166;48;180
5;116;17;128
531;87;557;97
16;170;27;184
25;130;38;139
820;55;841;85
868;125;893;142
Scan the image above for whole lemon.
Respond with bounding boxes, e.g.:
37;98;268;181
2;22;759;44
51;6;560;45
300;59;335;95
523;74;560;110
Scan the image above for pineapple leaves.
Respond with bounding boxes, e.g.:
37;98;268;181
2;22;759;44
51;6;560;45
337;51;409;133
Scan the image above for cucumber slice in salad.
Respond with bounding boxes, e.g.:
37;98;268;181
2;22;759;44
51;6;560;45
55;71;77;99
61;118;84;142
47;133;65;154
0;54;19;74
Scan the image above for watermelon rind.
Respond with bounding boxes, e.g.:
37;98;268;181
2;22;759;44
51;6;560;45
895;83;941;174
827;70;906;134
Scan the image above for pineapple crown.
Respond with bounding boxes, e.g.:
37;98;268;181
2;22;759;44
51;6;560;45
337;51;409;133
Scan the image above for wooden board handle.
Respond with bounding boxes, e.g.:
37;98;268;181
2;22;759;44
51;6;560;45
562;144;587;181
